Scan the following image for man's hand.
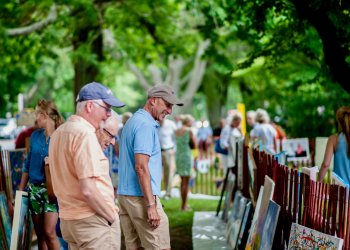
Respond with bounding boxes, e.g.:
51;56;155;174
147;205;160;229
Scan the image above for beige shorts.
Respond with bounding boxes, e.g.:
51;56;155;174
60;214;121;250
118;195;170;250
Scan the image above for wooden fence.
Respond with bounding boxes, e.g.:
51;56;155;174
191;162;225;196
250;148;350;249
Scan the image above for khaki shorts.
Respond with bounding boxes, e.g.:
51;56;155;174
118;195;170;250
60;214;121;250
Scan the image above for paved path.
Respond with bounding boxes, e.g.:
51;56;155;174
192;211;229;250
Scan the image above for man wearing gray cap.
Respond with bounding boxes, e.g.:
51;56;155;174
49;82;124;249
118;84;183;250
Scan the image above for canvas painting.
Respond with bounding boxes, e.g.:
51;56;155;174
225;190;243;237
0;150;7;193
237;138;244;189
10;191;33;250
227;194;248;249
1;149;13;201
222;174;235;222
282;138;310;162
245;186;264;250
258;200;281;250
0;192;11;249
255;176;275;237
0;217;8;250
246;176;275;249
237;201;252;250
288;223;343;250
6;149;27;200
247;148;257;201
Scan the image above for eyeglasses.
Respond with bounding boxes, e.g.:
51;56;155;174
92;102;112;114
103;128;115;140
159;98;172;109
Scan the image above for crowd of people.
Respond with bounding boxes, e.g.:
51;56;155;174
14;80;350;250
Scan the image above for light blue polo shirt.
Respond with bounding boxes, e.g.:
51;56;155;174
117;109;161;196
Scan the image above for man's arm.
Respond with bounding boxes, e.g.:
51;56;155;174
135;153;160;229
80;178;117;224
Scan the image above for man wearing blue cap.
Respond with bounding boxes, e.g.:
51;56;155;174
49;82;124;249
118;84;183;250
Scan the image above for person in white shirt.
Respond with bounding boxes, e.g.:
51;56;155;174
246;110;257;138
251;108;277;153
158;118;177;199
220;112;243;170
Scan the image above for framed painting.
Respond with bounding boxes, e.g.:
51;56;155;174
247;148;257;202
6;149;27;201
237;139;244;190
245;187;264;250
222;174;235;222
10;191;33;250
0;150;7;193
288;223;343;250
227;192;248;249
237;201;252;250
282;138;310;162
0;217;8;250
0;191;11;249
258;200;280;250
1;150;13;202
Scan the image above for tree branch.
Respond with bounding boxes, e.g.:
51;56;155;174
181;39;210;108
148;65;163;85
127;61;151;90
6;5;57;36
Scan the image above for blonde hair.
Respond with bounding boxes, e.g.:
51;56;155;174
182;114;193;126
336;106;350;156
36;99;64;129
255;108;270;123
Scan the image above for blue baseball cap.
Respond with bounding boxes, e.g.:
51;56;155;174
76;82;125;108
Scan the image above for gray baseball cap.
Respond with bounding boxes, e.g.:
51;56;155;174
76;82;125;108
147;84;183;106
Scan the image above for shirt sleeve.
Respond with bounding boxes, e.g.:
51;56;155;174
134;124;154;156
220;127;230;149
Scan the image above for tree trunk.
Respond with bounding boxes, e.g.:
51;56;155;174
72;10;103;106
291;0;350;94
203;70;230;127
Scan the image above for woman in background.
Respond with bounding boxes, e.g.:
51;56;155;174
19;99;64;250
319;107;350;184
175;114;197;211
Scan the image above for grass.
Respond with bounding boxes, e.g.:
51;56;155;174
161;197;219;250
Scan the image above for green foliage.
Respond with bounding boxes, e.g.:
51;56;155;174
0;0;349;141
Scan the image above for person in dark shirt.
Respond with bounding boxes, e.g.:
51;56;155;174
15;121;38;149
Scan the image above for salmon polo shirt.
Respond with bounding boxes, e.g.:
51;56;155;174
49;115;118;220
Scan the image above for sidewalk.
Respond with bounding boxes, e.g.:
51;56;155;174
192;211;229;250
